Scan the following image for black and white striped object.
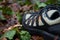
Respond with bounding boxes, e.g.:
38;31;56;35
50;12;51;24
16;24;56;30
22;5;60;40
42;5;60;25
22;5;60;28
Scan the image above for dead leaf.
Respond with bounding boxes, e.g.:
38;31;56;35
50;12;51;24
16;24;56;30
1;37;7;40
31;35;44;40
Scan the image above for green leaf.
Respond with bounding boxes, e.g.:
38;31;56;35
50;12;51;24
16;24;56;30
34;0;46;8
2;6;13;16
25;0;31;5
0;15;6;20
57;0;60;4
4;30;16;39
37;3;46;8
6;7;13;15
0;0;2;2
16;12;22;22
20;31;31;40
46;0;57;4
0;11;6;20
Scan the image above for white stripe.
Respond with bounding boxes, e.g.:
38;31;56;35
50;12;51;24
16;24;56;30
33;16;37;26
33;21;36;26
38;16;44;26
29;20;32;26
47;10;58;17
25;21;28;24
42;12;60;25
25;14;31;19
